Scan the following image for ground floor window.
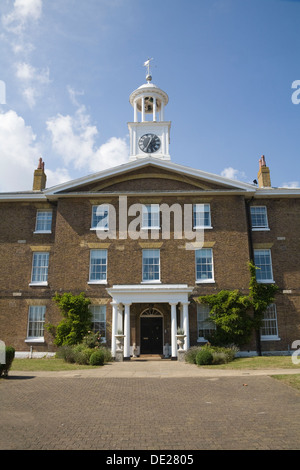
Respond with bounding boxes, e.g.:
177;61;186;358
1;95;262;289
197;304;216;341
90;305;106;342
27;306;46;340
260;303;279;340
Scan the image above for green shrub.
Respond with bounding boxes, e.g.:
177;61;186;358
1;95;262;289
184;346;202;364
0;346;15;378
72;345;94;365
98;346;113;363
56;345;76;363
196;348;213;365
89;349;105;366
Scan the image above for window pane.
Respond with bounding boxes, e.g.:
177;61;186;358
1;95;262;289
254;249;273;281
31;253;49;282
143;249;160;281
28;306;46;337
197;304;215;339
195;249;213;280
142;204;160;228
89;250;107;281
193;204;211;227
261;304;278;337
92;205;109;229
250;206;268;228
35;211;52;231
90;305;106;340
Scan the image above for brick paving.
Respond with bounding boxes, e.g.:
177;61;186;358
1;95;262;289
1;364;300;450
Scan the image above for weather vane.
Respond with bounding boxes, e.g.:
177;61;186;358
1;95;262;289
143;58;153;82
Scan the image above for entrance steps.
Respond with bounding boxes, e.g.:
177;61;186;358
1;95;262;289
131;354;171;361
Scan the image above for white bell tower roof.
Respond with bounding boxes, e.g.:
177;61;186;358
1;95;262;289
128;60;171;162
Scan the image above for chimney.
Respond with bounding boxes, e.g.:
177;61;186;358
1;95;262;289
33;157;47;191
257;155;271;188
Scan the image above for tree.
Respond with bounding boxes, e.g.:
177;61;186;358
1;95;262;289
48;292;92;346
197;262;278;352
198;290;253;347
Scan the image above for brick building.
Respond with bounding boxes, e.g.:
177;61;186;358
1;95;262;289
1;72;300;358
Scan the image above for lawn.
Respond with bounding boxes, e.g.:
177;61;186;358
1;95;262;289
11;357;98;371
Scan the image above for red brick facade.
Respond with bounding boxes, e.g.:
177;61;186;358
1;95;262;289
0;157;299;357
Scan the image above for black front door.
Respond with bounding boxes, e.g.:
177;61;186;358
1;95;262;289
140;317;163;354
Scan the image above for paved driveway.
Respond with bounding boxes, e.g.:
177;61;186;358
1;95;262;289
1;361;300;450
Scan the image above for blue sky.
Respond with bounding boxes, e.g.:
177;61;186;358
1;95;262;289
0;0;300;191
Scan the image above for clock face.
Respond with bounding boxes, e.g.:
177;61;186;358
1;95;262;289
139;133;161;153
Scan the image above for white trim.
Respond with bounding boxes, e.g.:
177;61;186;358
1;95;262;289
29;282;48;286
43;157;257;196
107;284;193;305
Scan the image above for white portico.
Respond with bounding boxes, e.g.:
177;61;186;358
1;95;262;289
107;284;193;360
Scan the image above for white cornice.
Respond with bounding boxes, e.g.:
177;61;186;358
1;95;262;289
0;192;47;202
43;157;257;196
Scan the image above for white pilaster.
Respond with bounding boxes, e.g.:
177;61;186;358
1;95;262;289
124;303;131;359
117;304;123;332
182;302;190;350
111;301;118;358
170;302;178;359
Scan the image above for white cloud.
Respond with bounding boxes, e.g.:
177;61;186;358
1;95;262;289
15;62;50;107
0;109;40;191
221;167;246;181
2;1;47;108
281;181;300;188
2;0;42;34
46;103;128;173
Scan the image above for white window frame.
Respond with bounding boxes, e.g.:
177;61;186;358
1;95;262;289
254;249;274;283
30;252;49;286
91;205;109;231
142;249;161;283
89;305;107;342
193;204;212;229
25;305;46;343
195;248;215;283
34;210;52;233
260;304;279;340
250;206;269;231
197;304;216;342
88;249;107;284
142;204;160;229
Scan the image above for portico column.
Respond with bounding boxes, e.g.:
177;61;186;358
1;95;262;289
170;302;178;359
111;301;118;358
182;302;190;350
124;303;131;360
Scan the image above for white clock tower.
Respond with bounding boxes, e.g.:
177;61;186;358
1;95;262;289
128;60;171;161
